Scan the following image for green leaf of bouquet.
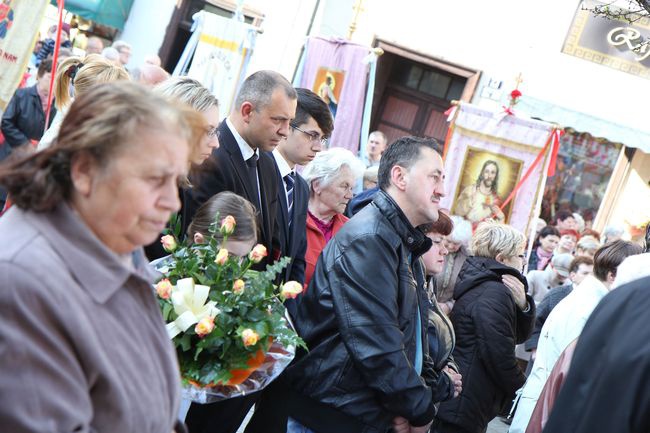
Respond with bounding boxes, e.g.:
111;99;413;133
168;213;182;240
245;309;267;321
179;333;192;352
253;321;270;337
162;302;173;321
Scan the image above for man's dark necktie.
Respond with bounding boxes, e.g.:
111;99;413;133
246;152;261;210
284;172;295;226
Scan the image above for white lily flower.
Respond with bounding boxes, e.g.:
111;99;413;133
166;277;220;339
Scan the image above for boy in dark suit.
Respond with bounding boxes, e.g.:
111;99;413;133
270;88;333;286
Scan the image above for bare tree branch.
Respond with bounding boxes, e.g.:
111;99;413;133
637;0;650;15
583;0;650;22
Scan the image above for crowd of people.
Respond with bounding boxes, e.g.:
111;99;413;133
1;27;168;204
1;23;650;433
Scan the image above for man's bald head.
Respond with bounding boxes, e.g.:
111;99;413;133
138;64;170;87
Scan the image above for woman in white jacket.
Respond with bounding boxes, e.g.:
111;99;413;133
509;240;643;433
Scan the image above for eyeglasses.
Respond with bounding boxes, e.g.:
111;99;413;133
517;254;526;273
291;124;328;146
206;126;219;138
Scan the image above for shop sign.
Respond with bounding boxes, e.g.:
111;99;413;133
563;1;650;79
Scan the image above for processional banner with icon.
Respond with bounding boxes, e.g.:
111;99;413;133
173;11;258;115
294;37;375;153
0;0;49;110
441;101;562;239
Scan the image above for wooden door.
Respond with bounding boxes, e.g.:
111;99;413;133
375;89;450;145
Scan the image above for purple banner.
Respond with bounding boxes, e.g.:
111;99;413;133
299;37;369;153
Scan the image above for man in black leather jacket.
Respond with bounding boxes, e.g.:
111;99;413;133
285;136;452;433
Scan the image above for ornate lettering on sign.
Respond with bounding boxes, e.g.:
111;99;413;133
607;26;650;62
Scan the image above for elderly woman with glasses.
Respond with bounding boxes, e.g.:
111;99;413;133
0;82;204;433
301;147;365;288
435;215;473;315
434;222;535;433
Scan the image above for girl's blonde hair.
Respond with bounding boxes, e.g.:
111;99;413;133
155;77;219;112
55;54;130;109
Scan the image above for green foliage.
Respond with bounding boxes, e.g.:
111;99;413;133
155;219;305;387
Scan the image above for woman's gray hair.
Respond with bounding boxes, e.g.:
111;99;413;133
601;224;626;244
449;215;473;247
155;77;219;112
101;47;120;62
471;221;526;259
572;212;585;233
302;147;366;190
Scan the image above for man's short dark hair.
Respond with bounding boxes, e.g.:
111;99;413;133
555;210;574;225
37;59;53;78
234;70;296;110
593;240;643;282
293;88;333;138
378;136;441;191
569;255;594;274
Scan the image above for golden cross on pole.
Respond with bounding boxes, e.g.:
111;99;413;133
347;0;365;40
514;72;524;90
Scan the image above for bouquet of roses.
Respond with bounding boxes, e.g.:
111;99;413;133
154;215;305;402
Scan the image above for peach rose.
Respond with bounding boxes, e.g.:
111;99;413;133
233;279;245;294
241;329;259;347
215;248;229;265
160;235;177;252
248;244;268;264
155;278;173;299
195;316;215;338
280;281;303;299
220;215;236;236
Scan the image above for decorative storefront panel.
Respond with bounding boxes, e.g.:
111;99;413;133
563;1;650;79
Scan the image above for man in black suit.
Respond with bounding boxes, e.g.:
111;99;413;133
185;71;297;433
244;89;334;433
188;70;297;267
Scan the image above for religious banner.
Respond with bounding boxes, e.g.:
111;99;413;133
441;102;561;237
173;11;258;115
296;37;370;153
0;0;49;110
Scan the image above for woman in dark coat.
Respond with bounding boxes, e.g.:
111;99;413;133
434;222;536;433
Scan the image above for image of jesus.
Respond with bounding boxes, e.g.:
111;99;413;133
455;160;505;225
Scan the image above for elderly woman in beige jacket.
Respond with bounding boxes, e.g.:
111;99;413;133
0;82;204;433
